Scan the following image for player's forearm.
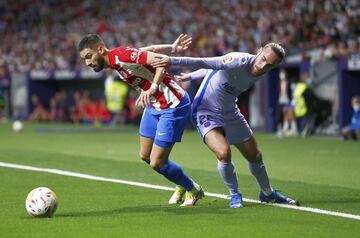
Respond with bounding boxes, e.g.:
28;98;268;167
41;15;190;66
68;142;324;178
170;56;226;70
141;45;174;55
152;67;166;86
189;69;208;81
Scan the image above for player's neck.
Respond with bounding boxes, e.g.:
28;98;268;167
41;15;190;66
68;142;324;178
103;49;111;68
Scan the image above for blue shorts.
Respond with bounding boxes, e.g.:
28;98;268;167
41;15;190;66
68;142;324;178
139;93;191;148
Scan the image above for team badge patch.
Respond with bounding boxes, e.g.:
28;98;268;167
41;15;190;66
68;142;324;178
131;51;138;61
222;55;233;64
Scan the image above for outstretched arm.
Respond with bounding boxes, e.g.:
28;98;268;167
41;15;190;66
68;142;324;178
151;52;249;70
140;34;192;55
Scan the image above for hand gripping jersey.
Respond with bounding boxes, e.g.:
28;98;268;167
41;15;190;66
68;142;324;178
108;47;186;110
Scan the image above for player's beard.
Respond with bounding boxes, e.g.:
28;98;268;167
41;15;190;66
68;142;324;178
93;57;105;72
250;65;261;77
250;57;265;77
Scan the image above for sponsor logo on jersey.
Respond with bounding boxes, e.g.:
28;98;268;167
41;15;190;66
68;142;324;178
129;77;142;87
117;70;127;79
222;82;235;94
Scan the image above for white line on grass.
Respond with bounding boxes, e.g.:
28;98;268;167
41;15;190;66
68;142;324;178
1;161;359;221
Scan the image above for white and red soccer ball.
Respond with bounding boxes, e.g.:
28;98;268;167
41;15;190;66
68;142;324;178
12;120;24;132
25;187;58;218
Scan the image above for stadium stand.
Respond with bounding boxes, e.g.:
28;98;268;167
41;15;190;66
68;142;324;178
0;0;359;130
0;0;359;73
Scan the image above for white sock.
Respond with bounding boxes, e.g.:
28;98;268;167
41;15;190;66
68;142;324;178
282;121;289;131
217;161;240;195
290;121;298;133
248;155;273;196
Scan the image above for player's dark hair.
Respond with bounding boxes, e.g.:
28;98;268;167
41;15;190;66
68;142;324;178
264;43;286;61
78;34;104;52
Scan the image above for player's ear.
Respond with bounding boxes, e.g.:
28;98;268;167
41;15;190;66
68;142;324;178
98;44;106;55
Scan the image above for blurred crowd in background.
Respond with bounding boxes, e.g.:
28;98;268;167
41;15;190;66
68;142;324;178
27;76;143;126
0;0;359;137
26;74;193;126
0;0;359;73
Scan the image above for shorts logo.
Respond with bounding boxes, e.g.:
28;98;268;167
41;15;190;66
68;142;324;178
222;55;233;64
199;115;214;128
204;121;211;128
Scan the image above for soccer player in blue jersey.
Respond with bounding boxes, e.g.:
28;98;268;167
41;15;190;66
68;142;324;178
151;43;298;208
78;34;204;206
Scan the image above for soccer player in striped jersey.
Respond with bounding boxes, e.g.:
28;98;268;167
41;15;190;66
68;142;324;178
78;34;204;206
151;43;298;208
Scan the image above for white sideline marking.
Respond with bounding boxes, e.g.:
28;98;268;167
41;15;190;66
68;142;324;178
1;162;360;221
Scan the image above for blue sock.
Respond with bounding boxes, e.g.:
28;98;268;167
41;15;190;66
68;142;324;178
158;160;194;191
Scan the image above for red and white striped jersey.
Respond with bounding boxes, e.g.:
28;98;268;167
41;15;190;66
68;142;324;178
108;47;186;110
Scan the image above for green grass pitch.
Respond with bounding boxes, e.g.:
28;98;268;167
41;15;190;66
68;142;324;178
0;122;359;237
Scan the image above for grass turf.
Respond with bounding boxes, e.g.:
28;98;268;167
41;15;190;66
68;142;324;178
0;122;359;237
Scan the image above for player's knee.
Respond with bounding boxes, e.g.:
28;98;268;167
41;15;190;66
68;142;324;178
139;151;150;164
149;160;165;171
215;147;231;162
254;152;263;163
247;151;263;163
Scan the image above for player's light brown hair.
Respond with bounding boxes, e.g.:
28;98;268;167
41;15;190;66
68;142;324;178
78;34;104;52
264;42;286;62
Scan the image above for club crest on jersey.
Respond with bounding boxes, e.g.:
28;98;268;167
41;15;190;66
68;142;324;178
222;55;233;64
131;51;140;62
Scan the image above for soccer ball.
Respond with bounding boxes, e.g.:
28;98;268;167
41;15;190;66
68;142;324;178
12;120;24;132
25;187;58;218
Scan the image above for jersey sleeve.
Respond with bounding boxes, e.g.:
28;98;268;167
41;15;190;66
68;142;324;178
189;69;208;81
170;52;251;70
117;47;148;65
